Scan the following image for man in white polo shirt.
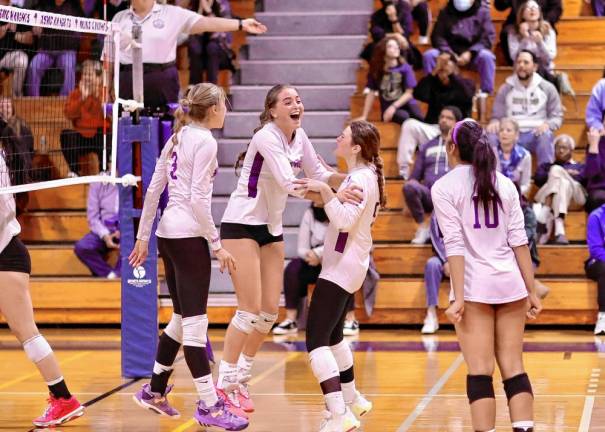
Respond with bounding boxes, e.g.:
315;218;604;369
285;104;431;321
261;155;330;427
112;0;266;113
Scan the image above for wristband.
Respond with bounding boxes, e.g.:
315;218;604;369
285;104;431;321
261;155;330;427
238;19;243;31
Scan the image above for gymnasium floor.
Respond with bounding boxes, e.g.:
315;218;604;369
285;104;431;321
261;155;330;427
1;329;604;431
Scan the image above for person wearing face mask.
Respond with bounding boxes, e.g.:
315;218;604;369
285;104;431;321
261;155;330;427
422;0;496;95
397;52;475;179
403;106;462;245
487;50;562;167
494;118;532;198
533;134;586;245
355;35;423;126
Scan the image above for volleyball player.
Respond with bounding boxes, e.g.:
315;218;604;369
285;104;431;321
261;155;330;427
216;84;359;414
128;83;248;430
0;147;84;427
296;121;383;432
431;120;543;432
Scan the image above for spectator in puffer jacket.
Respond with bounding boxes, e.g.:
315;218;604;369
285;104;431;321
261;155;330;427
487;49;563;167
403;106;462;245
422;0;496;94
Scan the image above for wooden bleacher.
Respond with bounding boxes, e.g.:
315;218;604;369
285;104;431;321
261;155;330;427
9;0;601;326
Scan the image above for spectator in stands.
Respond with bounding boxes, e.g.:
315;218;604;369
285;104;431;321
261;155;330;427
403;106;462;244
186;0;236;85
421;214;448;334
586;203;605;335
422;0;496;95
487;50;562;167
397;52;475;178
505;0;557;85
493;118;532;197
533;134;586;244
74;171;120;279
26;0;83;97
60;60;108;177
356;36;423;126
585;128;605;213
0;0;32;96
585;76;605;212
93;0;128;21
589;0;605;16
360;0;422;68
495;0;562;64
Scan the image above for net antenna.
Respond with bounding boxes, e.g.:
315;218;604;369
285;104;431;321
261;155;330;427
0;5;140;194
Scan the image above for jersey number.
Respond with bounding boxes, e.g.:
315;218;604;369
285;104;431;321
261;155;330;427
169;151;178;180
472;196;499;229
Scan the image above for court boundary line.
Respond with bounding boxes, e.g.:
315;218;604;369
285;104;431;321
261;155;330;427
578;396;595;432
396;353;464;432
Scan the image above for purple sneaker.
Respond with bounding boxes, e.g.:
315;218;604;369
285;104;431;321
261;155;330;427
133;383;180;418
195;398;249;431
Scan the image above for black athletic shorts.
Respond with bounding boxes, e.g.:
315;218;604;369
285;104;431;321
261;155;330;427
0;236;31;274
220;223;284;247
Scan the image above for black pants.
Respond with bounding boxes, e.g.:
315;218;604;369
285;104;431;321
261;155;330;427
284;258;322;310
388;102;424;125
60;129;104;175
586;259;605;311
188;36;233;85
158;237;211;317
412;2;430;36
586;190;605;214
119;66;180;115
306;278;354;352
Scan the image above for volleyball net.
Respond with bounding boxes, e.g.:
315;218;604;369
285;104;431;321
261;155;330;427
0;5;139;194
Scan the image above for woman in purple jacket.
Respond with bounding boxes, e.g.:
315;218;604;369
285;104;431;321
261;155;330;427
586;203;605;335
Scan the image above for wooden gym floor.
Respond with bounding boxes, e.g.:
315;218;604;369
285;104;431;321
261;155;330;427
1;328;604;431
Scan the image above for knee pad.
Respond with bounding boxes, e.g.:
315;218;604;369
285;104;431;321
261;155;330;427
23;334;53;364
503;373;533;401
466;374;495;404
231;310;259;335
309;346;340;384
253;311;278;335
163;313;183;344
181;314;208;348
330;340;353;372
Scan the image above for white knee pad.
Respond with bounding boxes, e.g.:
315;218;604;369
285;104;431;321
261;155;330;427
330;340;353;372
231;310;259;335
163;313;183;343
309;346;340;383
182;314;208;348
23;334;53;364
253;311;278;335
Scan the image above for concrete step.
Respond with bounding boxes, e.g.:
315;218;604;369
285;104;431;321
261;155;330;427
253;11;370;36
239;59;360;85
247;35;367;60
217;138;337;167
262;0;373;12
231;85;356;111
223;111;349;138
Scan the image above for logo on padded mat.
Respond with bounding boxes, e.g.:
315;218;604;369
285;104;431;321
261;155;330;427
127;265;152;288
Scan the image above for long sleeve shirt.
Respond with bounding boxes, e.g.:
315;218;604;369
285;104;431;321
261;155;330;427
431;165;528;304
297;208;328;260
137;124;221;250
64;88;108;138
222;122;331;236
506;26;557;69
587;205;605;262
413;74;476;124
320;165;380;294
534;160;586;187
87;177;119;239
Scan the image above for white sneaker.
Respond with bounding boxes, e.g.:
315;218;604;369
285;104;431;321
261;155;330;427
272;319;298;335
318;407;360;432
399;165;410;180
411;226;430;244
417;35;429;45
343;320;359;336
595;312;605;335
421;313;439;334
107;271;118;280
348;391;372;418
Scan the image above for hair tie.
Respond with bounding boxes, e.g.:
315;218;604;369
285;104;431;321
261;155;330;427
181;99;191;114
451;120;465;146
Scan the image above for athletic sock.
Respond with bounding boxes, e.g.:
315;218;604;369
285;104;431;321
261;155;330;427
237;353;254;382
341;381;356;404
47;376;71;399
512;420;534;431
193;373;218;407
217;360;238;390
150;332;181;394
324;391;346;416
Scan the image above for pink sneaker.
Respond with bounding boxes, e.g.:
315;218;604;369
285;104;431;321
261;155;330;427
33;394;84;427
237;383;255;413
216;387;249;419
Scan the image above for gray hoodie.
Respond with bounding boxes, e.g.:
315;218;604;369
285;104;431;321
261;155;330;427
491;72;563;133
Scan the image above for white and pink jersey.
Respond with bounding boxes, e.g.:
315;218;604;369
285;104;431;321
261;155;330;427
0;152;21;252
431;164;529;304
320;165;380;294
222;122;332;236
137;124;221;250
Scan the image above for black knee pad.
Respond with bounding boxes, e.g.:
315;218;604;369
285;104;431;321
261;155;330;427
503;373;533;401
466;375;495;403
